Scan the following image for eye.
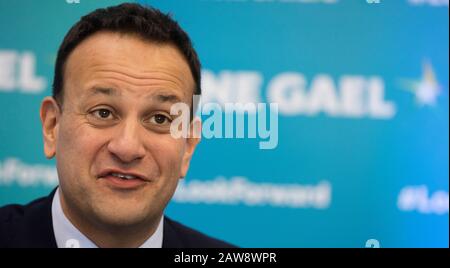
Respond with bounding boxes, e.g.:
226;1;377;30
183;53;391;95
91;108;114;120
149;113;172;125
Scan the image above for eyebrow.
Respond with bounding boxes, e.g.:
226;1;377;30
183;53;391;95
86;86;183;104
87;87;121;97
150;94;182;104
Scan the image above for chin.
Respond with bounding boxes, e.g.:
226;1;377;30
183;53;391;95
92;203;158;227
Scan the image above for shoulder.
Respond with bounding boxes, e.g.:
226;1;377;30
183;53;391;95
163;216;237;248
0;192;56;248
0;194;49;223
0;203;25;246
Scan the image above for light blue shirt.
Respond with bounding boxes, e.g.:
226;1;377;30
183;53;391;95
51;188;164;248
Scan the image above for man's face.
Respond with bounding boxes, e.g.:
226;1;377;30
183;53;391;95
41;32;199;228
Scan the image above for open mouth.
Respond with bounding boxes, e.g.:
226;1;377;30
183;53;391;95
109;172;141;180
98;170;148;188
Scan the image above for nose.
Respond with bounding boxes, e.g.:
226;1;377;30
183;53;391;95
107;119;146;163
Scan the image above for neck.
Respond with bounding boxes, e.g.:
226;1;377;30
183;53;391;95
59;191;160;248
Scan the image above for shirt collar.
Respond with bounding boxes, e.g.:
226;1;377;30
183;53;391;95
51;188;164;248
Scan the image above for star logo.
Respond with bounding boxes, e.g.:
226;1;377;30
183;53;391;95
400;60;442;107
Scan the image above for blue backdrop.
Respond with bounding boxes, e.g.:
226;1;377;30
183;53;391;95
0;0;448;247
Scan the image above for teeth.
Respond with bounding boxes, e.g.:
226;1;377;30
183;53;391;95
111;172;137;180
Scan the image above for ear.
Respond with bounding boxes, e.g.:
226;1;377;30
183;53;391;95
40;97;60;159
180;117;201;178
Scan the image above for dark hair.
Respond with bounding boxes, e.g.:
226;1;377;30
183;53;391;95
53;3;201;105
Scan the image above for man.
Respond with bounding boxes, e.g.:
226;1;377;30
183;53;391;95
0;3;234;248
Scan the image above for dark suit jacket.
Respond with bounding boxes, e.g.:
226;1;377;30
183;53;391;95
0;189;235;248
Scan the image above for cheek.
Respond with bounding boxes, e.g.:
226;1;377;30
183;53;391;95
56;119;106;178
149;135;186;178
147;137;186;207
58;123;95;155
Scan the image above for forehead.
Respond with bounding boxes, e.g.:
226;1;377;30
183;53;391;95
63;31;194;101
